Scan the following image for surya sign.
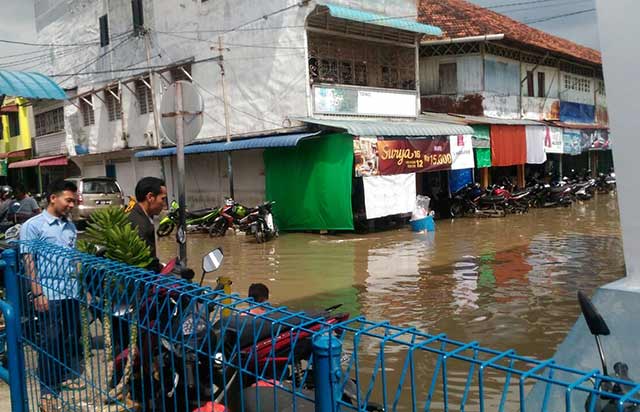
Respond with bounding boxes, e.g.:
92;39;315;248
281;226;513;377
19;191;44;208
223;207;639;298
376;138;451;175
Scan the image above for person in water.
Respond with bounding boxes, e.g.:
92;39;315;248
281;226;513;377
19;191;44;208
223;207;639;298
248;283;269;315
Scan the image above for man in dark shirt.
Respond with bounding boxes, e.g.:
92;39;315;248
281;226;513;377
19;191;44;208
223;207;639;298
128;177;167;272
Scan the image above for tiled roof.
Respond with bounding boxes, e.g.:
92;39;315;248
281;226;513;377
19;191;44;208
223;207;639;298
418;0;601;66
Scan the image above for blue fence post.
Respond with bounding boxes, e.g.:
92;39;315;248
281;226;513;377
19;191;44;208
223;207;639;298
0;248;25;412
313;335;343;412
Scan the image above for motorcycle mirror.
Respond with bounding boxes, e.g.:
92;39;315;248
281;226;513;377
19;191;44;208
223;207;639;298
203;248;224;274
578;291;610;336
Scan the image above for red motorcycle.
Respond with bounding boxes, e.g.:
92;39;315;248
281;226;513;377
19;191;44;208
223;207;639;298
209;198;249;237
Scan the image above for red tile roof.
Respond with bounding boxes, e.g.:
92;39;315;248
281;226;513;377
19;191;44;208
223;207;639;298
418;0;601;66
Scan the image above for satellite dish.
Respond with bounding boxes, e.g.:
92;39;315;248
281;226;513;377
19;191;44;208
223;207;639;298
160;80;204;146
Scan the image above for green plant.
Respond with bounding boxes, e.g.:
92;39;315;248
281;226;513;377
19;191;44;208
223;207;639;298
77;207;151;404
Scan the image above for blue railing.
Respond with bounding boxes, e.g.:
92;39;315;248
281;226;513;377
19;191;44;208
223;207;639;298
0;240;638;412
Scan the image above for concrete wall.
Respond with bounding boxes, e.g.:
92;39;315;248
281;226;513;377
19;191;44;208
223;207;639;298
419;54;483;95
560;72;595;105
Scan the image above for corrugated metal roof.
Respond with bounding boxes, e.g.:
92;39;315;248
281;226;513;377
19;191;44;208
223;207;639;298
453;114;544;126
0;70;67;100
299;117;474;136
319;2;442;36
135;132;321;158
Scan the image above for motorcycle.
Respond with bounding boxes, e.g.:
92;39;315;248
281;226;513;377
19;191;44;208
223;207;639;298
529;179;573;208
239;201;278;243
450;183;506;218
157;199;222;237
578;291;639;412
209;198;249;237
596;171;617;194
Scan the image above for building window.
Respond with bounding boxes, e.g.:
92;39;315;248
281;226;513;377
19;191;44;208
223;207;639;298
439;63;457;95
597;79;606;96
99;15;109;47
35;107;64;137
132;0;144;35
537;72;546;98
170;64;192;82
526;71;534;97
136;77;154;115
564;74;591;93
105;87;122;121
307;34;415;90
80;96;95;126
7;112;20;137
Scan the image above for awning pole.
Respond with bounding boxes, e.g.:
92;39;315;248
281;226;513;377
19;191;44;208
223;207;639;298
227;153;234;199
37;165;42;194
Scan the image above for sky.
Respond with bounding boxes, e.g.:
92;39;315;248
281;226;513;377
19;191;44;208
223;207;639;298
0;0;600;71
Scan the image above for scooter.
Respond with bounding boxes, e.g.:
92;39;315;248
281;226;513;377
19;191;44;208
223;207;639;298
450;183;506;218
209;198;249;237
578;291;639;412
239;201;278;243
157;199;222;237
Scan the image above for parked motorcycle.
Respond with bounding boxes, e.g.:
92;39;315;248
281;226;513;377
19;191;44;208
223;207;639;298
450;183;506;218
239;201;278;243
209;198;249;237
157;200;221;237
578;291;639;412
596;171;617;194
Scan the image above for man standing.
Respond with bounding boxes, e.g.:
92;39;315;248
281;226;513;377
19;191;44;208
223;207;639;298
128;177;167;272
19;180;79;412
14;183;41;222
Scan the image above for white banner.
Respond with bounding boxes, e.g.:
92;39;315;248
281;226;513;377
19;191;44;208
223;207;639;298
363;173;416;219
449;134;475;170
525;126;548;164
541;126;564;154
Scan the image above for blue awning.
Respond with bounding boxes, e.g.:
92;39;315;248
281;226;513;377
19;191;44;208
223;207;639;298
0;70;67;100
135;132;321;158
318;2;442;36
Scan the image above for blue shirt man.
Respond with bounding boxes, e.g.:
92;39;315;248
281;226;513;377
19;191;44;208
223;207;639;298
19;180;81;409
20;210;78;300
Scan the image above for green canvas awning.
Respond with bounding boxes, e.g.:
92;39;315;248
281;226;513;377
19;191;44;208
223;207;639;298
475;148;492;168
318;2;442;36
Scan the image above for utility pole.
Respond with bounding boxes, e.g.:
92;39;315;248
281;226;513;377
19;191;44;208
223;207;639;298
144;30;162;149
216;36;234;199
175;82;187;265
144;29;168;192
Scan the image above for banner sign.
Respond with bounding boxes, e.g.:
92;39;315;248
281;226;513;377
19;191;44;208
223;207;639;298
449;134;475;170
355;137;452;176
563;129;582;155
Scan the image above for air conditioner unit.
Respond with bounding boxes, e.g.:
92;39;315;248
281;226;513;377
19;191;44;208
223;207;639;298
144;131;154;146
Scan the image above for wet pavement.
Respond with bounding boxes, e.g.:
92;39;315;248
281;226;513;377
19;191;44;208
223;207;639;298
158;192;624;360
157;192;624;409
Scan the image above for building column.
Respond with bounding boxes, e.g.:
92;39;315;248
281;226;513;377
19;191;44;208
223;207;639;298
516;164;526;188
480;168;490;188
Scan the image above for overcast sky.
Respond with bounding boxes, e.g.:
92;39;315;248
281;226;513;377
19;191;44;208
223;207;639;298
0;0;600;71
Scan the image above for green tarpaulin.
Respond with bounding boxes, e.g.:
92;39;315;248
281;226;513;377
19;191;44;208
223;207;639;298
475;148;492;168
472;124;491;140
264;133;354;231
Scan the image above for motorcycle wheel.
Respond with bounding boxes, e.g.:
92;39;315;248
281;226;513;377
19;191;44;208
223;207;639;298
255;228;266;244
157;221;175;237
209;220;228;237
450;201;465;218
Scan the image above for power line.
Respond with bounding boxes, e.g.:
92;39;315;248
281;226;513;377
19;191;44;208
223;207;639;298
486;0;579;8
489;0;591;13
524;8;596;24
57;35;134;85
0;30;132;48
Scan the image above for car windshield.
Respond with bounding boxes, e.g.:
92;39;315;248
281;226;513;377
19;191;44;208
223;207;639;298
82;179;120;194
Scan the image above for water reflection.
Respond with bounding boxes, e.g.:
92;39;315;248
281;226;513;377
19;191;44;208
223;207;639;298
157;193;624;409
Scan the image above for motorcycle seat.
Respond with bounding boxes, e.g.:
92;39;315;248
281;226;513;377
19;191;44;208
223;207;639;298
550;186;568;194
187;208;216;218
480;195;505;204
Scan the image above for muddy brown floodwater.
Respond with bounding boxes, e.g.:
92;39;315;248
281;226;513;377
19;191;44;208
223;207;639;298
157;193;624;410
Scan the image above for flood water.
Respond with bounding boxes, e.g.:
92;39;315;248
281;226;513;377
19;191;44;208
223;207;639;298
157;193;624;409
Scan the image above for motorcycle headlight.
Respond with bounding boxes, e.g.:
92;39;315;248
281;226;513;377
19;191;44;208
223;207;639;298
214;352;224;367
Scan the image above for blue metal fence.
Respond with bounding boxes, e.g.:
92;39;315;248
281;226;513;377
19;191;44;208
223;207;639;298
0;240;639;412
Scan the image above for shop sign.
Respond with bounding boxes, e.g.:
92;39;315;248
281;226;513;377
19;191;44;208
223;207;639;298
449;134;475;170
544;127;564;154
354;137;451;176
313;85;416;117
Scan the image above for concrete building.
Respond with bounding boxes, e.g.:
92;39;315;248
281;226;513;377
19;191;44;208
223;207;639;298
33;0;435;208
417;0;610;187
